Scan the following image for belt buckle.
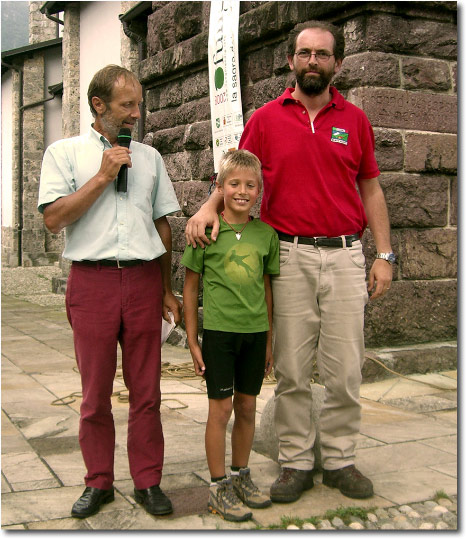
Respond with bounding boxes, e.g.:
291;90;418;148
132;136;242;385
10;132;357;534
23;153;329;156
313;236;325;246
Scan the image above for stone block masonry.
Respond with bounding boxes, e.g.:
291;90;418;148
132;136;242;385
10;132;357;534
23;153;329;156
20;54;52;267
404;133;457;174
349;88;457;133
141;1;457;370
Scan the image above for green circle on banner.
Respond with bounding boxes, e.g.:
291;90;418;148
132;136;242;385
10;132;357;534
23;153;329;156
215;67;225;90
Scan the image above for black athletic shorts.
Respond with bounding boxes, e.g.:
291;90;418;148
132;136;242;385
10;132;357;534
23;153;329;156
201;329;267;399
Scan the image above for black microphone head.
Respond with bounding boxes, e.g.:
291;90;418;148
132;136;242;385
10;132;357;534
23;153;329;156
117;127;132;148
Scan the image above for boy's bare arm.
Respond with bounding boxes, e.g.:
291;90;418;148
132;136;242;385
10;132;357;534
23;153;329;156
264;274;274;377
183;268;205;375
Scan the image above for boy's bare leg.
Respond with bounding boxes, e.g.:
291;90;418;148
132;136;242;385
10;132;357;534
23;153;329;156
231;392;256;467
206;397;233;478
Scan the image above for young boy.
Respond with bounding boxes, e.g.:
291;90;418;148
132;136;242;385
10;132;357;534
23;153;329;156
182;150;279;522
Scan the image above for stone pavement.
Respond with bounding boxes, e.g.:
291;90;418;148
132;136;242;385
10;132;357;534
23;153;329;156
1;293;457;530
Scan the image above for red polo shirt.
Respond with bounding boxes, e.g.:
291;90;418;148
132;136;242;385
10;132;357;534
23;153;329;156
239;87;380;237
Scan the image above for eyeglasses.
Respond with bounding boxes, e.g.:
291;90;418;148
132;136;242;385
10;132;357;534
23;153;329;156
294;50;334;62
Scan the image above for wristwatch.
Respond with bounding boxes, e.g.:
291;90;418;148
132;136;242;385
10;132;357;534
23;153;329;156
376;252;396;264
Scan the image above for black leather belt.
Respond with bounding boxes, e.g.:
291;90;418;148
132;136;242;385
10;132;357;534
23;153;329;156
74;259;149;268
277;232;360;248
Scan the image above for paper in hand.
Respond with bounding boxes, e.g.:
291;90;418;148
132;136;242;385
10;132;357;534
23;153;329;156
161;311;176;345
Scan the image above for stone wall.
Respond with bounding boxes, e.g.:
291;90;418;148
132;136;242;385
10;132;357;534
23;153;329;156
1;68;22;267
120;1;142;72
29;0;56;43
21;54;51;267
2;3;62;267
62;5;80;139
139;1;457;363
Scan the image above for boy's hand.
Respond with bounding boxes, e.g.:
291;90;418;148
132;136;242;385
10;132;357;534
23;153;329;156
190;345;206;376
264;352;274;377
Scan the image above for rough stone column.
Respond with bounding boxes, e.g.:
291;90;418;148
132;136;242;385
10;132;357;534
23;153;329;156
21;55;49;266
62;5;80;138
120;1;141;73
29;0;57;44
1;69;23;267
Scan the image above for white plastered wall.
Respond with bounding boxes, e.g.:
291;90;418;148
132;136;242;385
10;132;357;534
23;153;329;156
44;47;64;148
79;1;123;134
1;72;14;228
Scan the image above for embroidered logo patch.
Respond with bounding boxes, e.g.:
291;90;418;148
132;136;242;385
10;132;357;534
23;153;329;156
331;127;349;145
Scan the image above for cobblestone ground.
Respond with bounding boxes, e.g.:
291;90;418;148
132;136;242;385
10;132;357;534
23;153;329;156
281;496;457;530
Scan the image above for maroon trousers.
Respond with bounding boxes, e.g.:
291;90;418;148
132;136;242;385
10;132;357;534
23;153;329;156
66;260;164;490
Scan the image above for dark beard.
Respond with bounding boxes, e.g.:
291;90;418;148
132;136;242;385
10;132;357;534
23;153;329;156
296;69;333;96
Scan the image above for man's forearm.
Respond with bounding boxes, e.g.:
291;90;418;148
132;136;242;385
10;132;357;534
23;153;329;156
205;187;224;212
359;178;392;252
43;146;131;234
154;216;174;293
43;173;110;234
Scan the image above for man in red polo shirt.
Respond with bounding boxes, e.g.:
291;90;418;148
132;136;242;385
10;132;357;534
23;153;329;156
186;21;394;503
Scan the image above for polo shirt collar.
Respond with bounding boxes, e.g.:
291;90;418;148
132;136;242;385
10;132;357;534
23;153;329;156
89;125;112;149
279;86;345;111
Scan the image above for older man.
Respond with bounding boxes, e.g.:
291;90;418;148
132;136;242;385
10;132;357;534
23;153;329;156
38;65;181;518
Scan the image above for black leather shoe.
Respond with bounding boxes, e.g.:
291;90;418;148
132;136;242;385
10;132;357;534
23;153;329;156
71;486;115;518
134;485;173;515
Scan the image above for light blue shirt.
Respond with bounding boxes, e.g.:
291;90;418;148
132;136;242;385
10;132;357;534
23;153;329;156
38;127;180;261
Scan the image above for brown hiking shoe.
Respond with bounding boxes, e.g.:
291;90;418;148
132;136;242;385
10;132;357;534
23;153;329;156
231;467;272;509
323;465;373;499
208;478;253;522
270;467;314;503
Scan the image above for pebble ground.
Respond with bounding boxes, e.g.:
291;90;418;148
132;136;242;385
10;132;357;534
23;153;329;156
283;496;458;530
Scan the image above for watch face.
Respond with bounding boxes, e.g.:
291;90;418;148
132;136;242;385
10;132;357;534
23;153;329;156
378;253;396;264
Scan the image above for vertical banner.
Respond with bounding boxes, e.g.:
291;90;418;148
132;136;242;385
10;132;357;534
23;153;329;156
208;0;244;172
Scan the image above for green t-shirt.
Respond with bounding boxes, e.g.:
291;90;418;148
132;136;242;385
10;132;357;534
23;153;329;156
181;218;280;333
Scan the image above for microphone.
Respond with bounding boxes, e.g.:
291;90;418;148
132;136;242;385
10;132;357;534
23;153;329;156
116;127;132;192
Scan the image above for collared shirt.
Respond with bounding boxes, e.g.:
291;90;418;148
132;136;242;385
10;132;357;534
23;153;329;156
239;87;380;237
38;127;180;261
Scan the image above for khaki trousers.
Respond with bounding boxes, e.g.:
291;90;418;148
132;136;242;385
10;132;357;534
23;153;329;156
272;238;368;471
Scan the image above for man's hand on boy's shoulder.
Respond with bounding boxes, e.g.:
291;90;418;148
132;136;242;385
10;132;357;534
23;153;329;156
185;213;220;248
186;227;215;250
